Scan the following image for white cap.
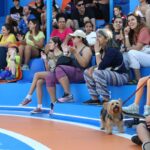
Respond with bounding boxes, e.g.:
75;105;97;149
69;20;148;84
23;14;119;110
69;30;86;38
86;31;96;46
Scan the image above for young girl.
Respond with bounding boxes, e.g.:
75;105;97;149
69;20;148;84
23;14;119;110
0;46;20;80
18;19;45;70
20;37;63;114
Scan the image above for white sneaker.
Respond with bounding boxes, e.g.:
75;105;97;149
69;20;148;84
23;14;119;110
57;93;74;103
142;141;150;150
22;64;29;70
122;103;139;114
143;105;150;116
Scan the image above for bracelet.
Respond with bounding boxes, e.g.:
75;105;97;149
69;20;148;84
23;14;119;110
95;52;100;56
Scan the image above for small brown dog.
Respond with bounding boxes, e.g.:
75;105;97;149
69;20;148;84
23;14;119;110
100;99;124;134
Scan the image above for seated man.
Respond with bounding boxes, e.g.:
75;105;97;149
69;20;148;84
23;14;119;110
18;6;36;35
93;0;109;23
9;0;23;22
131;115;150;150
71;0;96;30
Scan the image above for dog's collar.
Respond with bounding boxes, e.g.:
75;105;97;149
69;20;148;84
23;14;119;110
107;114;113;120
107;113;123;121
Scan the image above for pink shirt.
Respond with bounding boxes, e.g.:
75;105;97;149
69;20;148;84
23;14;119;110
51;27;73;45
137;27;150;45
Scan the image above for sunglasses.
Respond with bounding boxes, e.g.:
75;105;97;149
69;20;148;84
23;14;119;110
72;36;80;39
77;3;84;7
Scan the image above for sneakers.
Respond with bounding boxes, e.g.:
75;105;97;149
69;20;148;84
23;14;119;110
31;108;42;114
127;80;138;85
122;103;139;114
131;135;142;145
49;103;54;115
142;142;150;150
22;64;29;70
57;93;73;103
19;98;32;106
83;99;101;105
144;105;150;116
5;74;16;80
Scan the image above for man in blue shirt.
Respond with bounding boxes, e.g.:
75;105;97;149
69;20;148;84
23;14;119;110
18;6;36;35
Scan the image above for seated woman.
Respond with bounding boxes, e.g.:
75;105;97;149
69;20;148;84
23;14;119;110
18;19;45;70
0;24;16;70
0;24;16;47
45;30;92;114
131;115;150;150
83;28;129;104
19;37;63;114
112;17;124;48
123;75;150;116
84;21;96;53
123;13;150;81
51;13;73;46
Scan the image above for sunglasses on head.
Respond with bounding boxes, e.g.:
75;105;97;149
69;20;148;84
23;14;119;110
77;3;84;7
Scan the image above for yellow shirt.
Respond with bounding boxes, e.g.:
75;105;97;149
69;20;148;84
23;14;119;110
7;55;21;78
0;34;16;46
25;31;45;47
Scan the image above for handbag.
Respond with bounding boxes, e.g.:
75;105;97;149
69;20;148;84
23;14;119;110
56;55;73;66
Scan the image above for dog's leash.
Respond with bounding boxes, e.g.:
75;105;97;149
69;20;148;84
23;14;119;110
123;76;150;106
122;76;150;119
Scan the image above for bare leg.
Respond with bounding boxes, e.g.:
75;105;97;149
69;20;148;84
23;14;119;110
24;45;39;65
46;86;57;103
9;61;16;75
58;76;70;94
36;79;44;105
28;72;48;95
137;123;150;143
18;45;25;64
146;79;150;106
134;76;148;105
24;45;32;65
145;9;150;28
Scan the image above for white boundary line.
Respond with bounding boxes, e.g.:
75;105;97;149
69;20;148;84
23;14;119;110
0;113;133;140
0;106;133;121
0;128;50;150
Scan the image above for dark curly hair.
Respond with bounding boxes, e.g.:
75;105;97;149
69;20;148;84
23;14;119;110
127;13;146;45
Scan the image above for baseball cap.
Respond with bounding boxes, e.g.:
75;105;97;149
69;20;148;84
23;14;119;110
69;30;86;38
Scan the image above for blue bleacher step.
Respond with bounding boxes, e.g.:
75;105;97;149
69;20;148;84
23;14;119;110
0;16;5;28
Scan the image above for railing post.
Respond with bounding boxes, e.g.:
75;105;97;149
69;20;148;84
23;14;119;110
46;0;53;43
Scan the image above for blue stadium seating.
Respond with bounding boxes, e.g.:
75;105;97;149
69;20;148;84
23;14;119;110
21;58;45;82
1;56;149;115
0;0;147;125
